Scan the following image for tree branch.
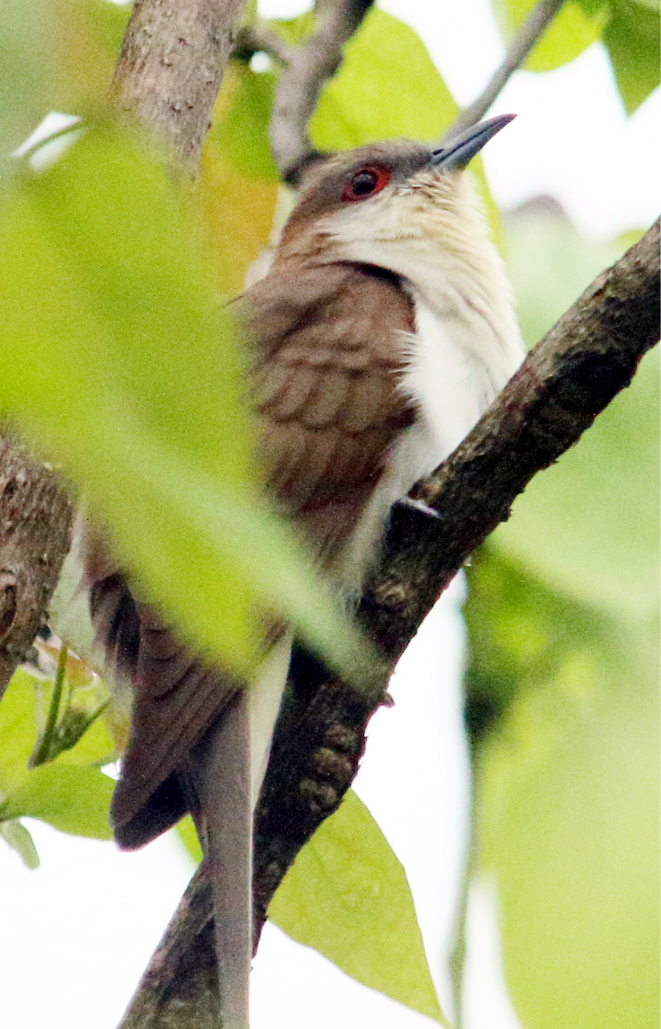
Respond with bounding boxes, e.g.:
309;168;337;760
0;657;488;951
234;22;294;66
269;0;376;182
112;0;248;179
446;0;567;139
0;435;73;699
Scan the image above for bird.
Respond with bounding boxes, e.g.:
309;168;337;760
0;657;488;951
82;113;524;1027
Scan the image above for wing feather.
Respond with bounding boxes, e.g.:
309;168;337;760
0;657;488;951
89;262;417;843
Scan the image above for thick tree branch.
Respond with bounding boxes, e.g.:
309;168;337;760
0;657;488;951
447;0;567;139
112;0;247;179
0;436;73;699
269;0;376;181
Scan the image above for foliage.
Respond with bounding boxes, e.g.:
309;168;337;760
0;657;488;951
0;1;658;1027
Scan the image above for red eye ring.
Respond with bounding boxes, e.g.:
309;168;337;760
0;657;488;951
342;165;391;202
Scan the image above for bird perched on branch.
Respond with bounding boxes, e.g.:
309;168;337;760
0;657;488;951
84;114;523;1027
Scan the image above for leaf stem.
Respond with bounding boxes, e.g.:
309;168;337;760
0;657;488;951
30;644;67;767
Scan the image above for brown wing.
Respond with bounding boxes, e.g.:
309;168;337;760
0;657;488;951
88;262;415;846
243;262;416;561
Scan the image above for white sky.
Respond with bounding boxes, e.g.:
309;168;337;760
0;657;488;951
1;1;658;1027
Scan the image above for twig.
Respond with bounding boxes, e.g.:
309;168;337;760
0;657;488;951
447;0;567;139
269;0;376;181
112;0;248;180
234;23;294;66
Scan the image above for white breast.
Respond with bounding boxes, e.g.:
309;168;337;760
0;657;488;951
336;292;523;587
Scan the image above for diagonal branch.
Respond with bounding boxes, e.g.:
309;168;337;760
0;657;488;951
269;0;376;181
447;0;567;139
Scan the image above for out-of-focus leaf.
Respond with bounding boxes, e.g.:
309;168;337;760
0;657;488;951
176;814;204;863
198;135;279;296
461;547;609;749
210;64;279;182
0;672;41;791
0;819;40;869
0;765;113;839
504;202;641;345
0;0;53;160
498;208;659;619
269;789;447;1025
467;550;658;1029
0;126;370;690
604;0;660;113
50;0;130;112
309;10;458;149
475;617;658;1020
494;0;607;70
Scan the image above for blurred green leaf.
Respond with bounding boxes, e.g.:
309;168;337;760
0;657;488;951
494;0;607;71
0;0;53;161
0;672;41;791
50;0;131;112
0;765;113;839
210;64;279;181
0;125;370;690
310;9;458;149
467;550;658;1029
175;814;204;863
499;209;659;620
604;0;660;113
465;546;605;742
270;789;447;1025
467;552;659;1029
0;819;40;869
504;204;633;349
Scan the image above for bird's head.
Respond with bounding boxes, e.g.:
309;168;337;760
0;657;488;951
275;114;515;279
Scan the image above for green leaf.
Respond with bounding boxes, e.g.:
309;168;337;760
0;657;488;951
210;65;279;182
0;0;53;161
0;671;42;792
499;210;659;620
604;0;660;114
0;668;114;839
494;0;607;71
269;790;448;1025
175;814;204;863
494;0;601;71
0;125;371;692
309;9;458;150
467;551;659;1029
464;546;639;742
0;764;113;839
0;819;40;869
473;605;661;1024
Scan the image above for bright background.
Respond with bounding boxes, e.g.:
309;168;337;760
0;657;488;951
0;0;658;1026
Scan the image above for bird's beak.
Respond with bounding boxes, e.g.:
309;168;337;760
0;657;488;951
430;113;516;171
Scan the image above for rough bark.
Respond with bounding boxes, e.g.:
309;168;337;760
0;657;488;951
112;0;247;179
0;436;73;699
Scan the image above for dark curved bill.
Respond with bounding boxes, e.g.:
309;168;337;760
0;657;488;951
430;113;516;171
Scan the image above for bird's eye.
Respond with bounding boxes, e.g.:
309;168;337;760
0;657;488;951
342;165;391;202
